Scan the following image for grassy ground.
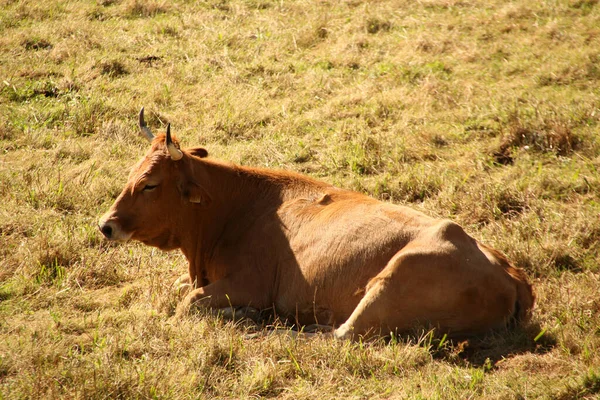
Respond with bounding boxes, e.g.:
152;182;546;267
1;0;599;398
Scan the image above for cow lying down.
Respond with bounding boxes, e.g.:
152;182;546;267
99;108;534;339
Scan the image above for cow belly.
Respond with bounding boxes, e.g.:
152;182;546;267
274;207;417;325
274;209;516;335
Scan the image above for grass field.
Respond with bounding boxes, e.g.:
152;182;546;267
1;0;599;398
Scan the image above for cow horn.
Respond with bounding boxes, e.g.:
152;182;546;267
139;107;154;142
166;123;183;161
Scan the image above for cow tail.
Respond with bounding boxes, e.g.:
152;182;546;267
481;244;535;325
507;265;535;324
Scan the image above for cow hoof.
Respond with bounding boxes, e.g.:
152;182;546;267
264;328;333;340
333;323;353;340
217;307;237;320
303;324;334;333
174;274;191;285
175;289;210;318
176;283;193;298
172;274;193;298
216;306;261;323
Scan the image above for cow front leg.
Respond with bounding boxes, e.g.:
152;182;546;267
175;278;260;320
174;274;191;286
172;273;193;298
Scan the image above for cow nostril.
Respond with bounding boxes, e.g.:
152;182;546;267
100;224;113;238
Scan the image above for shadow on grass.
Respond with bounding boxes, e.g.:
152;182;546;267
554;369;600;400
193;306;556;368
410;321;557;368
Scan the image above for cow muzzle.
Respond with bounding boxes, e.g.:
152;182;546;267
98;218;132;241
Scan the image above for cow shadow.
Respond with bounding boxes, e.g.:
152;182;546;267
215;307;555;368
388;320;556;368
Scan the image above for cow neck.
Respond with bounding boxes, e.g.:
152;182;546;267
175;157;322;285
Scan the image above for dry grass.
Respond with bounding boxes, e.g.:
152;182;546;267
1;0;599;398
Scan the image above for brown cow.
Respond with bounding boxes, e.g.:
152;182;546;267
98;108;534;339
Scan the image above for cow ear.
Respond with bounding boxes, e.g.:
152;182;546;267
189;147;208;158
179;181;212;206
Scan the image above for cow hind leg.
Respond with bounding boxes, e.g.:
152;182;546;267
334;272;395;341
334;247;519;340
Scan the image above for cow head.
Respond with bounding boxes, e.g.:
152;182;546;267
98;108;210;250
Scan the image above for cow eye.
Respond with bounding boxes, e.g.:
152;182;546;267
143;184;158;192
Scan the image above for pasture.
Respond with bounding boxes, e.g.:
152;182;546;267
1;0;599;398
